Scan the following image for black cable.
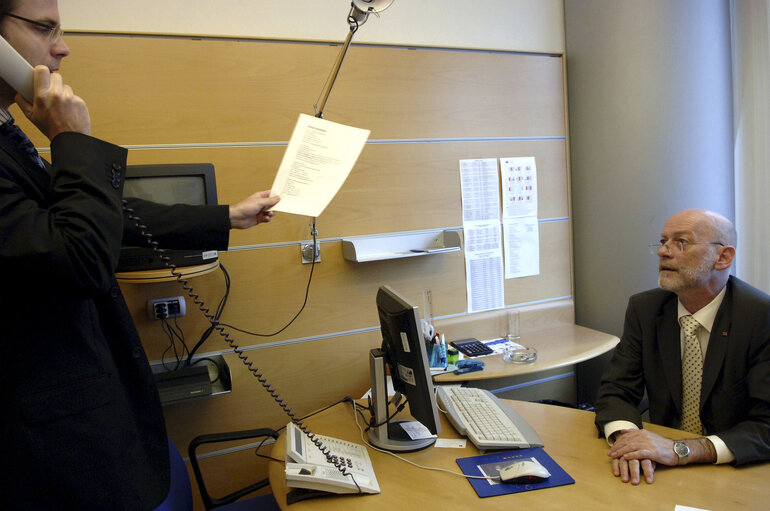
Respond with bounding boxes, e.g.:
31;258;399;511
186;262;231;363
160;317;189;371
187;222;316;347
365;396;408;432
217;220;317;338
254;434;284;464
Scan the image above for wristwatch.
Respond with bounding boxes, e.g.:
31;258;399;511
673;440;690;465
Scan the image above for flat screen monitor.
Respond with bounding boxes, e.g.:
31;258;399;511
117;163;219;272
368;285;441;451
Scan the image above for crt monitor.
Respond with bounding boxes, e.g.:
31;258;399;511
117;163;220;272
368;285;441;451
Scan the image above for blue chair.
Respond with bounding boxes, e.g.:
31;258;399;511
155;438;194;511
157;429;281;511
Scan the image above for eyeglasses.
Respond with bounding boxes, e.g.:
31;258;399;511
648;239;725;255
5;13;64;43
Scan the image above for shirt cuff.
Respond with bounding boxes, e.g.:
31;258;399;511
707;435;734;464
603;420;639;445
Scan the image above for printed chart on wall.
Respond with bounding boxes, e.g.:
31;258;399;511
500;156;540;279
459;158;505;313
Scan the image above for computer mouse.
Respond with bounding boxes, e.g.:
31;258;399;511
498;459;551;484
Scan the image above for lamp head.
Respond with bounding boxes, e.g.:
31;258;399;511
349;0;394;27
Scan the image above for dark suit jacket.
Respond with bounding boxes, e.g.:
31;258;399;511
594;276;770;465
0;132;230;509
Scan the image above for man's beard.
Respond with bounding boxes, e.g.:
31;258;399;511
658;256;715;293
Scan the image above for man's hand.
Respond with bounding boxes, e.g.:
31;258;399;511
16;66;91;140
606;429;678;484
229;190;280;229
610;453;657;485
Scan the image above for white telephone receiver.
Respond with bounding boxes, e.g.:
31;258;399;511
0;35;34;102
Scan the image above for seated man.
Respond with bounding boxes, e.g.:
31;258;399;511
594;209;770;485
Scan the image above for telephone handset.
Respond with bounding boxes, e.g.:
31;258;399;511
285;422;380;494
0;36;34;103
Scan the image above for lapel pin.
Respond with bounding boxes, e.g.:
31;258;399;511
722;331;728;336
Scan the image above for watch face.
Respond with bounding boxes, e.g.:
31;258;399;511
674;441;690;457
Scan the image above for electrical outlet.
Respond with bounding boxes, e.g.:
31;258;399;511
301;241;321;264
147;296;186;320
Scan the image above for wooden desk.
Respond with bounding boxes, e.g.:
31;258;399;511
268;400;768;510
434;324;619;383
115;260;218;283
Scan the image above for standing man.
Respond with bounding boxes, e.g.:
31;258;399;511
594;209;770;485
0;1;279;509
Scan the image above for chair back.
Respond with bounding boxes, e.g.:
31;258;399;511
154;438;194;511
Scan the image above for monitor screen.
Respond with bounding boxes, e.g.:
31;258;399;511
368;285;441;451
122;175;208;206
117;163;219;272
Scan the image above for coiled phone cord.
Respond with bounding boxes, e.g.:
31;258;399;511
122;201;362;492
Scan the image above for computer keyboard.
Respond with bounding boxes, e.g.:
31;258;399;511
437;386;544;450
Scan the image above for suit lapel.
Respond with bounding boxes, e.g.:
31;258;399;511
0;133;50;192
656;297;683;412
702;284;732;403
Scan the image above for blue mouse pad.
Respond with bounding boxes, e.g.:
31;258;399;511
456;447;574;498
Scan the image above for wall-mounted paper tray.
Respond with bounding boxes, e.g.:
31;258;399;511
342;230;461;262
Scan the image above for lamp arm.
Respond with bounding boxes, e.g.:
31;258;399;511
313;0;393;119
314;26;357;119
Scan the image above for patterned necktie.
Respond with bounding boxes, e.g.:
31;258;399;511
0;120;46;170
679;315;704;434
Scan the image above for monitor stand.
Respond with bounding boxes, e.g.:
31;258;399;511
367;349;436;452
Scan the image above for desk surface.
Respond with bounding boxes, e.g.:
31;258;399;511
269;400;768;510
434;324;619;382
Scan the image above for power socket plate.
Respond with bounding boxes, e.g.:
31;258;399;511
301;241;321;264
147;296;186;320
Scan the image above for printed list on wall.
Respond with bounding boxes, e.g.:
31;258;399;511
459;157;540;313
500;156;540;279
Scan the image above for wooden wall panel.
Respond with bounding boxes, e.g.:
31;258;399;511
18;35;564;147
114;139;568;247
163;335;378;449
121;220;570;360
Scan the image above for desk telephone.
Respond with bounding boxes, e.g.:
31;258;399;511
285;422;380;494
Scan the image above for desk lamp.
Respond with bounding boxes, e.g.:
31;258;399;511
314;0;394;119
303;0;394;263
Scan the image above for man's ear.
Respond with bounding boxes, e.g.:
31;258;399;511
714;245;735;271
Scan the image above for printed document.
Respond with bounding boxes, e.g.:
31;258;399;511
459;158;505;313
270;114;370;217
500;156;540;279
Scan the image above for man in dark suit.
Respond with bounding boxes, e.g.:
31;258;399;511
0;1;280;509
594;209;770;485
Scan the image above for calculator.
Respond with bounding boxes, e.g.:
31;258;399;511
450;338;493;357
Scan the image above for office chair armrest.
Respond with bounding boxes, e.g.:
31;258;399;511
188;428;279;510
190;428;279;448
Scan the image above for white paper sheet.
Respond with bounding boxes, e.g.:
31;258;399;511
500;156;540;279
501;156;538;218
503;217;540;279
460;158;505;312
270;114;370;217
463;221;505;312
459;158;506;313
460;158;501;222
